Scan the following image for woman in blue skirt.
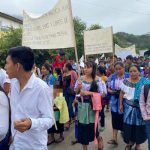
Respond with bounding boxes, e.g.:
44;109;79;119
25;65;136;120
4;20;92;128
107;62;129;145
120;65;150;150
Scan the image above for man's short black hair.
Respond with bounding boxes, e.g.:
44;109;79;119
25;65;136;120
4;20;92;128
8;46;34;71
126;55;133;61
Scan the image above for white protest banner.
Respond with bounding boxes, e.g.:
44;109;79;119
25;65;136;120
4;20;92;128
22;0;75;49
79;55;84;62
84;27;113;55
95;58;99;65
115;44;136;60
139;50;148;56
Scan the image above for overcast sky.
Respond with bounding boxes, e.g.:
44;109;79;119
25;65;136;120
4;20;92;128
0;0;150;35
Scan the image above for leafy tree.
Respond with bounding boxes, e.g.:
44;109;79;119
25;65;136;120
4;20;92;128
88;24;102;30
66;17;86;60
0;17;87;66
114;32;150;53
1;18;150;67
0;27;22;67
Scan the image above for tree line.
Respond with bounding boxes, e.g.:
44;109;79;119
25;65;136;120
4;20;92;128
0;17;149;67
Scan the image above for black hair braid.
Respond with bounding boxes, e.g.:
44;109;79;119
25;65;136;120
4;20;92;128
89;62;98;92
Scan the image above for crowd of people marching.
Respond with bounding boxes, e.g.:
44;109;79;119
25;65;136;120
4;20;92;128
0;46;150;150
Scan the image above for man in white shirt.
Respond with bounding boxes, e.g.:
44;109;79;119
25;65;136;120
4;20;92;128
0;87;9;144
5;46;54;150
0;68;10;94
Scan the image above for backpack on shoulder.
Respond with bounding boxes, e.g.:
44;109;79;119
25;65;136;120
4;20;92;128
144;84;150;103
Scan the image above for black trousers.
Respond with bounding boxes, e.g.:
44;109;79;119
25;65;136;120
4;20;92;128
100;105;105;127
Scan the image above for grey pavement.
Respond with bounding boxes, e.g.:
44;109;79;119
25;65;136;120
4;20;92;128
48;111;148;150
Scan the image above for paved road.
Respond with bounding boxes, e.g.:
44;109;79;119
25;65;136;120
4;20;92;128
48;111;148;150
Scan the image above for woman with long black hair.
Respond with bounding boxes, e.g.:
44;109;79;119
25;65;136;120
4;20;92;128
107;62;129;146
41;63;56;88
75;61;107;150
41;63;56;145
97;66;108;131
120;65;150;150
63;63;77;129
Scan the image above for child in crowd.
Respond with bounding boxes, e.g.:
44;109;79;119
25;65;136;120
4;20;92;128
48;80;69;144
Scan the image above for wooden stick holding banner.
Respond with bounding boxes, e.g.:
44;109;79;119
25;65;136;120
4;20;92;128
68;0;80;72
85;55;87;62
111;27;115;64
83;32;87;62
74;46;79;66
113;44;115;64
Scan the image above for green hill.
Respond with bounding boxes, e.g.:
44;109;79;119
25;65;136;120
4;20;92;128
114;32;150;53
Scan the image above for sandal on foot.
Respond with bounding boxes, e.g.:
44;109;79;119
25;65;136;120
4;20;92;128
65;123;70;131
55;137;64;143
47;139;55;145
125;144;133;150
107;139;118;145
71;140;79;145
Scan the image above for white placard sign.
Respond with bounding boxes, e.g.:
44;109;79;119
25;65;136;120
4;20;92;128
84;27;113;55
22;0;75;49
139;50;148;56
115;44;136;60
